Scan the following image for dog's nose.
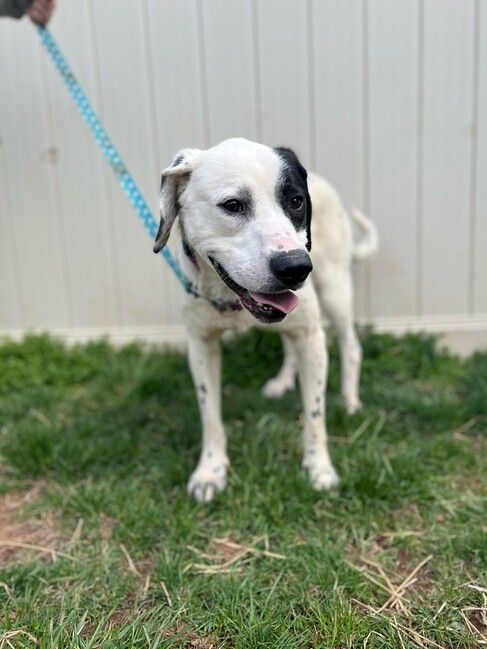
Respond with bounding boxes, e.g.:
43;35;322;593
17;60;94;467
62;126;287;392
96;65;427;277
270;249;313;287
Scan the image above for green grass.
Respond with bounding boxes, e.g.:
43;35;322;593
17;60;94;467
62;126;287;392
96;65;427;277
0;330;485;648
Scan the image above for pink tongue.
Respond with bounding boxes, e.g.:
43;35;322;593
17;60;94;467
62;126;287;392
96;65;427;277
249;290;299;314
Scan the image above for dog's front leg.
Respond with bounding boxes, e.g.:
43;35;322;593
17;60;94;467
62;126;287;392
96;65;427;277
187;330;229;502
295;326;339;490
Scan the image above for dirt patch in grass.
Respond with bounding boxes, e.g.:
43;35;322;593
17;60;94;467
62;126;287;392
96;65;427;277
99;514;117;542
80;610;128;639
162;622;221;649
462;609;487;640
80;608;132;638
80;614;220;648
0;483;61;566
451;474;486;495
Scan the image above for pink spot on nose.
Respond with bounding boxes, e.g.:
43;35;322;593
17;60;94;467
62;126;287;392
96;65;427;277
277;238;300;252
268;232;301;253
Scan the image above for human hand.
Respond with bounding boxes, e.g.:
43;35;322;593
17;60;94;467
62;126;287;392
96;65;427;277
27;0;57;26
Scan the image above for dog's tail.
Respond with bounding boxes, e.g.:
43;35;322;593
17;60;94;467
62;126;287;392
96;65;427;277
350;208;379;260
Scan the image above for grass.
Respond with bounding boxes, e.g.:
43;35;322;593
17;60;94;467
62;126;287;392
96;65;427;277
0;329;485;648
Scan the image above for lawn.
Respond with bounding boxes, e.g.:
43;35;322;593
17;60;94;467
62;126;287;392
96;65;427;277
0;330;485;648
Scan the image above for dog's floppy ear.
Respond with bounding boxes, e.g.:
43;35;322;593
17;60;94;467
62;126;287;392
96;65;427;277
153;149;201;253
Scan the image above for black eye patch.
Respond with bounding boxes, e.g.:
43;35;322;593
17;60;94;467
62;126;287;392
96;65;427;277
274;146;312;250
277;183;307;228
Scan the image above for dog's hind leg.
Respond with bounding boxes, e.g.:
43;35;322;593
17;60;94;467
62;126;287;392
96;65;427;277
319;269;362;415
262;334;297;398
294;326;339;490
187;331;229;502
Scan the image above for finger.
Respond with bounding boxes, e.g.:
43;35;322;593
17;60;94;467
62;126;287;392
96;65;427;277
44;0;57;23
28;9;47;26
28;9;43;21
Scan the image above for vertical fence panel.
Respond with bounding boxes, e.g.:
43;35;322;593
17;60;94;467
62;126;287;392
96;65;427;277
146;0;209;321
420;0;475;315
473;0;487;314
90;0;176;327
312;0;364;205
311;0;367;317
256;0;311;164
43;0;119;327
368;0;418;318
201;0;257;144
0;145;20;329
0;20;70;328
146;0;208;158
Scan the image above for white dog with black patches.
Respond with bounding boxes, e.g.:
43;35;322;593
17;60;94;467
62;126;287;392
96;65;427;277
154;138;377;503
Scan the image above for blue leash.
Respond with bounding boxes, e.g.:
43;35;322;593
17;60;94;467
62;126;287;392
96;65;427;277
36;25;195;296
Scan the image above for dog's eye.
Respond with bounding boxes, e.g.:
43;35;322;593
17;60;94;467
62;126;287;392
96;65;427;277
220;199;245;214
290;196;304;210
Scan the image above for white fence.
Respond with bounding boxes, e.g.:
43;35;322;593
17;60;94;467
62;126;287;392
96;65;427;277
1;0;486;351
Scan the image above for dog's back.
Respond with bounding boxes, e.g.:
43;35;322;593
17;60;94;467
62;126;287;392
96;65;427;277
308;173;354;272
308;172;378;299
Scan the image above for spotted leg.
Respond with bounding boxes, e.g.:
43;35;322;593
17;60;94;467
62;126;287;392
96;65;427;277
294;326;339;490
187;330;229;502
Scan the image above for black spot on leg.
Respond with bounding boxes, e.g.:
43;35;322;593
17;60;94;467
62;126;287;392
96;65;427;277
198;383;207;394
310;410;322;418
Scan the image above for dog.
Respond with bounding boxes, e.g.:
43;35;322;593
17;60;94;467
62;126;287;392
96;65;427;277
154;138;378;502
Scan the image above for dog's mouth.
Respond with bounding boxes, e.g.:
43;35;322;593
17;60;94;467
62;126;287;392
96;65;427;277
208;257;298;323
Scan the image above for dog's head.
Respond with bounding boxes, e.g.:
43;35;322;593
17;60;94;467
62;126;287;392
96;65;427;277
154;138;312;323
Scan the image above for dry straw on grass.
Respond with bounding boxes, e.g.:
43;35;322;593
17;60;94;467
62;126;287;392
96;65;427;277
185;534;285;575
351;554;487;648
0;629;38;649
348;554;432;617
460;584;487;645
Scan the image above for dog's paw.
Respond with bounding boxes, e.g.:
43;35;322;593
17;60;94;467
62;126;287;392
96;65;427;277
187;463;228;503
304;460;340;491
344;396;362;415
262;375;295;399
